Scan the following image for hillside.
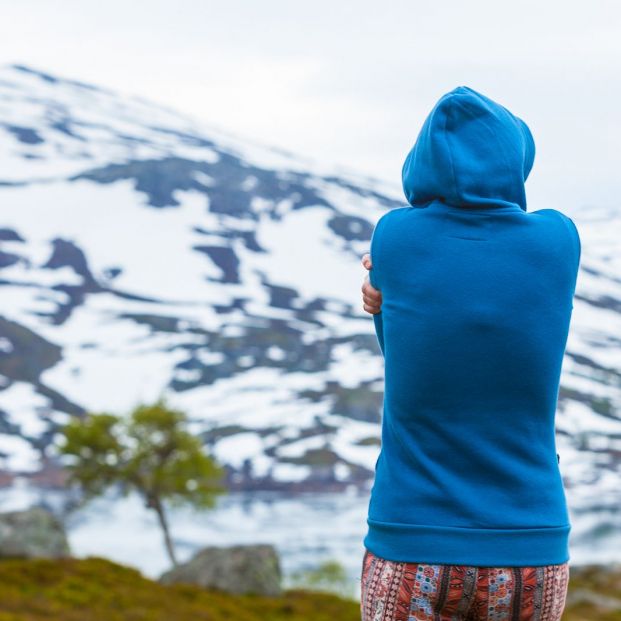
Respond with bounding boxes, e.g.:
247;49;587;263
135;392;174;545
0;63;619;511
0;556;619;620
0;556;360;621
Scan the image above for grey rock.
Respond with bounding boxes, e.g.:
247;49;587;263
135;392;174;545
565;587;621;611
567;563;621;611
0;506;71;559
159;543;282;596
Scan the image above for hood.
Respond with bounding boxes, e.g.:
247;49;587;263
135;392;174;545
402;85;535;211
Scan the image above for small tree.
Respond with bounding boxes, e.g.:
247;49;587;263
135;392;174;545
56;397;227;567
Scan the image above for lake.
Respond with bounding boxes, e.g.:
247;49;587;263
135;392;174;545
1;477;619;601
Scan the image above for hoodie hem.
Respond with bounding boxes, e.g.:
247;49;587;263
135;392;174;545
364;518;571;567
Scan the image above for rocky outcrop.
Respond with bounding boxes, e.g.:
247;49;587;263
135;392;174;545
159;543;282;596
567;563;621;613
0;506;71;559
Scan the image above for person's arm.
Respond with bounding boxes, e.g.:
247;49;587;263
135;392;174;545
361;220;386;356
372;301;385;357
369;265;385;357
362;262;385;356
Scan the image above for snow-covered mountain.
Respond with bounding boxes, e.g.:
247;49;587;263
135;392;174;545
0;64;619;513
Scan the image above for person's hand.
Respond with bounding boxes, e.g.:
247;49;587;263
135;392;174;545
361;253;383;315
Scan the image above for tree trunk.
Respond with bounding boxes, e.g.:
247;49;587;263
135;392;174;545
148;494;178;567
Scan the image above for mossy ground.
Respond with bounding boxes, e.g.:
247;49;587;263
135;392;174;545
565;564;621;620
0;557;619;620
0;556;360;621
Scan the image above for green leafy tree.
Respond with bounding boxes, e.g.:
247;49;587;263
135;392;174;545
56;397;227;567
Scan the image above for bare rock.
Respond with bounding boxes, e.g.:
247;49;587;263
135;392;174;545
0;506;71;559
159;543;282;596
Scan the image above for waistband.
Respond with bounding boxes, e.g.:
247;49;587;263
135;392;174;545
364;518;571;566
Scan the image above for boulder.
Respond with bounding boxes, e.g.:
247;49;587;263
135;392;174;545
159;543;282;596
566;562;621;611
0;506;71;559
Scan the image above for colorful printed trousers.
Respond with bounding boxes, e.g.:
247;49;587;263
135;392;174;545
360;548;570;621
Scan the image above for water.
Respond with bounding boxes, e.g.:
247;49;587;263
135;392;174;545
0;478;370;598
1;477;619;602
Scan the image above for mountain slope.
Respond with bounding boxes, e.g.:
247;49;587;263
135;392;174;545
0;64;619;514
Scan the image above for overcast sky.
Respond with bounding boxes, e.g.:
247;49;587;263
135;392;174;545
1;0;620;215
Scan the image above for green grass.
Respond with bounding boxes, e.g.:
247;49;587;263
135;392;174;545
0;556;360;621
565;564;621;620
0;556;619;620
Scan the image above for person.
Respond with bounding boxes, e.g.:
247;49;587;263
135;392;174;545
358;85;581;621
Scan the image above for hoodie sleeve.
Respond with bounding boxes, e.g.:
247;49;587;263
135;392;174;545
561;214;582;273
369;215;387;357
555;212;582;308
564;215;581;311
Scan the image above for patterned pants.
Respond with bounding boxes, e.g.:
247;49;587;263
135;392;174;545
360;548;570;621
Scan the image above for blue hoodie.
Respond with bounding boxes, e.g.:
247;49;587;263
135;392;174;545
364;86;581;566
